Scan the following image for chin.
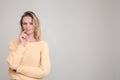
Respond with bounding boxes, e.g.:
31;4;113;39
27;32;34;35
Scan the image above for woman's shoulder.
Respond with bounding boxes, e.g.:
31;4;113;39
9;38;20;45
39;40;49;47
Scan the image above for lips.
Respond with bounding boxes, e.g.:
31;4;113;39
24;29;32;35
24;29;30;32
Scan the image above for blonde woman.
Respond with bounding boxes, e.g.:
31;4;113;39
6;11;51;80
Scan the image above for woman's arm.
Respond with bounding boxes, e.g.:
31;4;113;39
6;40;25;70
16;43;51;79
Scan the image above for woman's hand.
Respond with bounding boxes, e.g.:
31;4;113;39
19;31;28;46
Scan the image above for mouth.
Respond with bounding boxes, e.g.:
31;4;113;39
24;29;32;34
24;29;30;32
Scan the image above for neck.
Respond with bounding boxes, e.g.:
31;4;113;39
27;34;36;42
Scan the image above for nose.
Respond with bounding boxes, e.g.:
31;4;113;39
24;24;30;30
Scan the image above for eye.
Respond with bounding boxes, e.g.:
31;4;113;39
23;22;27;25
30;22;33;25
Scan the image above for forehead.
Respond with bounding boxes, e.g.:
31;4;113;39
23;16;32;22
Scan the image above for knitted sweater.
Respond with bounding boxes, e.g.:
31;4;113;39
7;39;50;80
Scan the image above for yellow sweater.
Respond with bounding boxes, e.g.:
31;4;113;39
7;39;51;80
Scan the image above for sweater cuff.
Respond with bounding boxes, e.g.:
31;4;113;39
16;65;23;73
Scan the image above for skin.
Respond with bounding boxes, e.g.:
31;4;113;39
20;16;36;46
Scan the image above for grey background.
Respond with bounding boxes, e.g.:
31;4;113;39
0;0;120;80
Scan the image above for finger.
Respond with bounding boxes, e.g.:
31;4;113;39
21;35;25;39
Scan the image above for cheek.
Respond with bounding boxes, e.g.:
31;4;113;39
22;26;26;30
22;24;27;29
30;26;34;32
31;27;34;32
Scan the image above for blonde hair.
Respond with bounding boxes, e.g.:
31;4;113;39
20;11;41;41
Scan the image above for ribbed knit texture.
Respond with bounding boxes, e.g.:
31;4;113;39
7;39;50;80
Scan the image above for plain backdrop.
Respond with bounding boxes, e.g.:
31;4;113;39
0;0;120;80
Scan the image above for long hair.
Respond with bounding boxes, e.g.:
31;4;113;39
19;11;41;41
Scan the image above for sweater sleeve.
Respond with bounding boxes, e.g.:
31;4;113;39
16;42;51;79
6;40;25;70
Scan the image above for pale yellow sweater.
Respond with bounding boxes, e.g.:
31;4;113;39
7;39;51;80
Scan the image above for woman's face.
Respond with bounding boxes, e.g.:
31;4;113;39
22;16;34;35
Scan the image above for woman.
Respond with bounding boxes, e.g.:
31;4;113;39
6;11;51;80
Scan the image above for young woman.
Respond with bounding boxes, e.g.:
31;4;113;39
7;11;51;80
